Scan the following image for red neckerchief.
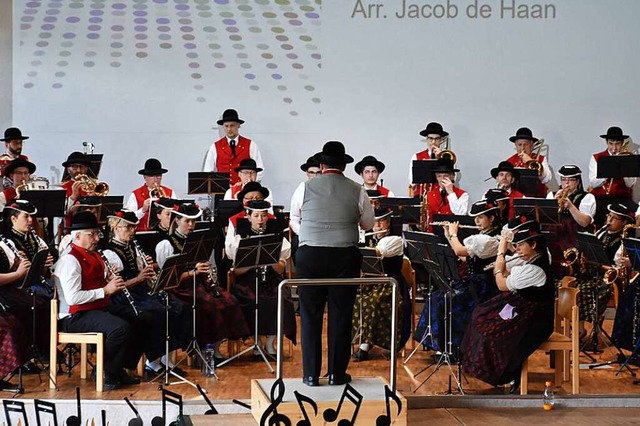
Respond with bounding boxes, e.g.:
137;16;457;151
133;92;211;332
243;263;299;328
322;169;343;175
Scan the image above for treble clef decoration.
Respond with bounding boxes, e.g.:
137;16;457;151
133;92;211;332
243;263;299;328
259;378;291;426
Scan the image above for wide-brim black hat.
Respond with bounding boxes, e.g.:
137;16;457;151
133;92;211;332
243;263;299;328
217;108;245;125
3;158;36;177
138;158;168;175
354;155;385;175
366;189;382;199
237;181;270;202
1;127;29;142
490;161;520;180
74;196;102;208
154;197;180;210
432;158;459;173
70;211;100;231
62;151;91;168
509;127;538;143
313;141;354;165
469;200;499;217
4;199;37;215
507;213;537;231
245;200;271;212
234;158;262;173
300;156;320;172
374;208;392;220
557;165;582;178
107;209;139;225
512;223;544;245
600;126;628;140
607;203;635;223
173;202;202;219
484;188;510;203
419;122;449;137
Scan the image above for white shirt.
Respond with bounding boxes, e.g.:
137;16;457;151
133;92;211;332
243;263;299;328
546;190;596;221
506;262;547;292
463;233;500;259
155;239;174;269
537;156;552;185
289;181;306;235
588;149;638;189
125;186;176;220
202;136;264;181
443;189;469;215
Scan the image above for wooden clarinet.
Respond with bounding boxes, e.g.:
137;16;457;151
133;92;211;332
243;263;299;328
1;235;50;289
98;249;140;316
131;239;158;289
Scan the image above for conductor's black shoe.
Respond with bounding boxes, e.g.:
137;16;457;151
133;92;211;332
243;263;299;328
302;376;320;387
328;373;352;386
352;349;369;362
103;377;121;391
119;371;141;386
508;377;521;395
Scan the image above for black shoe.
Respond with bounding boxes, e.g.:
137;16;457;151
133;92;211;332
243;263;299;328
103;377;121;391
144;364;164;377
509;376;521;395
328;373;352;386
119;370;141;386
352;349;369;362
302;376;320;387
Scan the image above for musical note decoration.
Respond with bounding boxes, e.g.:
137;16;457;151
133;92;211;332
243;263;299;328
151;387;184;426
34;399;59;426
375;385;403;426
260;378;291;426
322;383;364;426
124;397;143;426
64;388;82;426
293;391;318;426
196;384;219;415
2;400;28;426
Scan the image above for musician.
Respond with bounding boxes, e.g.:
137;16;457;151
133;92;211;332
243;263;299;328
223;158;262;200
0;158;36;212
489;161;524;220
588;126;637;227
546;165;596;250
152;197;177;239
225;181;272;246
203;109;264;185
0;127;30;177
354;155;394;197
56;211;155;389
155;202;249;365
58;196;103;255
290;141;375;387
102;209;190;376
462;224;554;394
125;158;176;232
505;127;551;198
408;122;449;196
300;156;321;181
424;158;469;228
226;200;297;354
352;210;411;362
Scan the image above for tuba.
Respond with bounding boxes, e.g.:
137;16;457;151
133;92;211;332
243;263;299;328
73;173;109;196
604;139;633;194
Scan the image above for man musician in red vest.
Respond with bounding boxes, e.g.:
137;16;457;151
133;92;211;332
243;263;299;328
0;127;30;181
223;158;262;200
489;161;524;220
203;109;264;185
125;158;176;232
409;122;450;197
504;127;551;198
56;211;154;390
354;155;394;197
425;159;469;232
59;152;92;229
588;126;637;228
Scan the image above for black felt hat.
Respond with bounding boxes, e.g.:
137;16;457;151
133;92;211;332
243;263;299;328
3;158;36;177
507;213;537;231
607;203;635;223
557;165;582;178
70;211;100;231
419;122;449;137
154;197;180;210
484;188;510;203
4;199;37;215
300;156;320;172
217;109;245;125
600;126;628;140
374;208;392;220
237;181;270;202
62;151;91;168
173;202;202;219
354;155;386;175
138;158;168;175
234;158;262;173
366;189;382;199
509;127;538;143
469;200;499;217
431;158;459;173
1;127;29;142
107;209;139;225
490;161;520;180
74;196;102;208
245;200;271;212
512;223;544;245
313;141;354;165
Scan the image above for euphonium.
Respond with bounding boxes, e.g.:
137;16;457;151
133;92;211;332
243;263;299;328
561;247;579;267
73;173;109;196
525;138;545;175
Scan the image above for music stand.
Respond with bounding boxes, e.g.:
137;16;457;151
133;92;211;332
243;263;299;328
217;233;283;371
188;172;230;195
21;190;66;218
412;160;438;185
597;155;640;179
98;196;124;223
61;154;103;182
379;197;421;214
214;200;243;227
513;198;560;226
512;168;540;197
135;231;162;262
149;253;205;388
625;237;640;271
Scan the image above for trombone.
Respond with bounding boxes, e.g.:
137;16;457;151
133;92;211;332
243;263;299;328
150;182;167;198
73;173;109;196
437;136;457;164
525;138;545;175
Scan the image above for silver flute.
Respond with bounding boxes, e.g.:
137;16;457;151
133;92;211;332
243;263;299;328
98;249;140;316
483;254;523;272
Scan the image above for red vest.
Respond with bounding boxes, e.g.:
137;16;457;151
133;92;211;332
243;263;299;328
230;184;242;200
590;150;633;198
507;188;525;220
416;150;435;161
68;244;109;314
214;136;252;185
505;153;547;197
133;184;174;232
61;180;90;229
427;186;467;218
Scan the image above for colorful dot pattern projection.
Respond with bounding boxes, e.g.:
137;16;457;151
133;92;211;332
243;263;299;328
18;0;321;116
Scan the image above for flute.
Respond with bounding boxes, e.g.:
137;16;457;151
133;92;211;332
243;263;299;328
429;221;481;229
98;249;140;316
483;255;523;272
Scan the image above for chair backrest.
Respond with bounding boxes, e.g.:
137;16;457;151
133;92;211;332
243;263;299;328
50;298;59;336
401;257;416;289
559;276;577;288
557;287;578;319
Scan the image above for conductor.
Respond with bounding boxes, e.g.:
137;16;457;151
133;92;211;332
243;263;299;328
290;141;375;387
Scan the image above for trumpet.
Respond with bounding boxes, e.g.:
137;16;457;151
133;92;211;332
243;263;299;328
429;221;481;230
483;254;523;271
132;239;158;290
15;179;28;198
150;182;167;199
98;249;139;316
73;173;109;196
556;187;570;213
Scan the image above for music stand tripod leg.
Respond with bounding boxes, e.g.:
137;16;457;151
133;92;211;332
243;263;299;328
404;285;434;365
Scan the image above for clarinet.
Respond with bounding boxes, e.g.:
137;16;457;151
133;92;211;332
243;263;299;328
131;239;158;290
0;235;49;289
257;226;267;283
98;249;140;316
207;262;222;298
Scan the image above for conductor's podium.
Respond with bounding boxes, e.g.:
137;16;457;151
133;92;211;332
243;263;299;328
252;376;407;425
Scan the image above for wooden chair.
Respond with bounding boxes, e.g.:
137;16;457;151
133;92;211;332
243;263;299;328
520;285;580;395
49;298;104;392
401;257;417;350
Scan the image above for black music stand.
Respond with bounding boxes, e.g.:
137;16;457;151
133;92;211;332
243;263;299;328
98;196;124;223
379;197;421;214
61;153;103;182
188;172;230;195
514;198;560;226
214;200;243;223
135;231;162;262
412;160;438;185
22;190;66;218
512;168;540;197
597;155;640;179
217;233;283;371
149;253;203;388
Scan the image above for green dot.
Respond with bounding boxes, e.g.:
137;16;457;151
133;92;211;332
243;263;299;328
256;43;269;50
232;43;245;49
312;98;321;103
249;27;261;33
238;5;252;11
209;43;221;49
263;12;276;18
220;12;234;18
160;43;172;49
300;35;312;42
249;85;259;91
198;11;213;17
277;85;287;91
304;85;315;91
275;0;290;4
271;27;285;34
212;52;223;58
60;51;71;57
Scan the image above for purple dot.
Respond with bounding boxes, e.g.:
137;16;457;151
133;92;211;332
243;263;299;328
87;33;100;39
157;18;170;24
45;9;60;15
63;32;76;39
176;4;189;11
21;16;35;22
222;19;236;25
305;13;319;19
292;63;303;69
88;17;102;23
112;3;126;10
90;10;103;16
215;0;228;4
43;16;57;23
134;11;147;17
66;16;80;23
83;61;94;67
21;24;32;30
24;9;38;15
276;35;289;42
226;27;239;33
286;53;298;59
39;32;52;38
52;83;63;89
49;2;63;7
158;26;170;32
135;34;147;40
111;25;124;31
26;2;41;7
134;18;147;24
185;43;196;49
180;26;193;32
88;25;101;31
134;26;147;32
112;33;123;40
245;73;255;80
289;20;302;26
188;62;199;68
135;42;147;49
41;24;55;30
215;63;226;68
154;0;168;3
111;42;123;48
272;74;282;80
266;63;277;69
311;53;321;60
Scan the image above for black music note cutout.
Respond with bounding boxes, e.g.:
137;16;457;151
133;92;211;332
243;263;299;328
151;387;184;426
375;385;403;426
124;397;143;426
322;383;364;426
2;399;29;426
35;399;59;426
101;410;107;426
293;391;318;426
197;384;219;415
65;387;82;426
259;378;292;426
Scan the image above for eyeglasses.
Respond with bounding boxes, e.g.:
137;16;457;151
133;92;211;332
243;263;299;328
426;136;442;142
306;171;321;176
238;170;257;176
243;195;264;202
81;231;103;238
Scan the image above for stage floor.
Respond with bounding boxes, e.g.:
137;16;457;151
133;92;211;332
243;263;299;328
5;316;640;402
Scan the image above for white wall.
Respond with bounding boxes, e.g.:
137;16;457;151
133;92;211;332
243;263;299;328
11;0;640;206
0;0;12;128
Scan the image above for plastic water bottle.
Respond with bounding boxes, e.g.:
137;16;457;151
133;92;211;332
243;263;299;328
202;344;215;377
543;381;555;410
